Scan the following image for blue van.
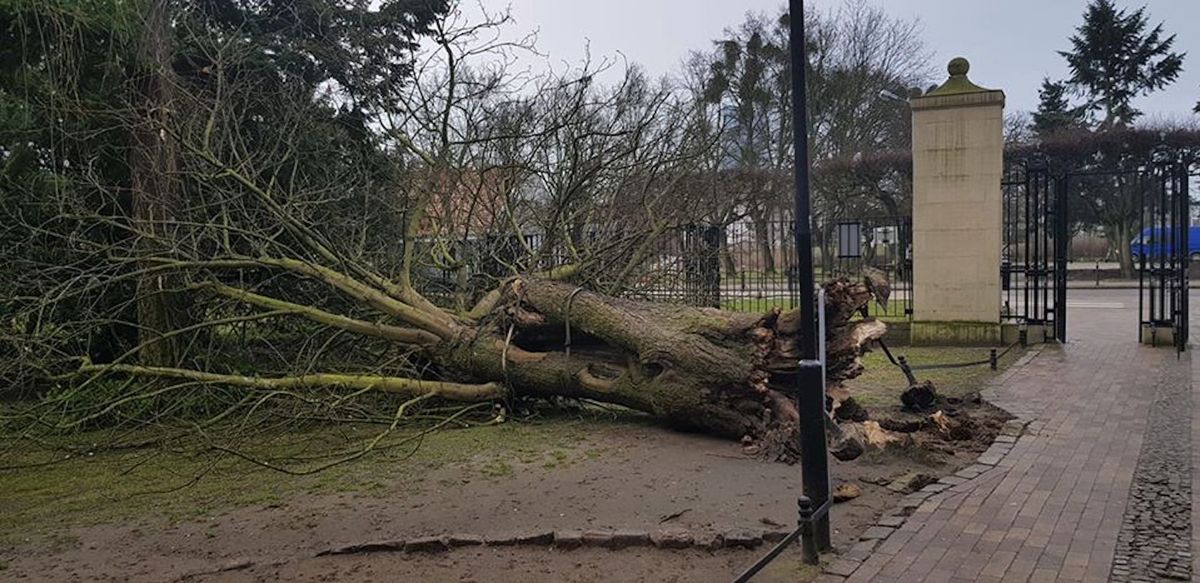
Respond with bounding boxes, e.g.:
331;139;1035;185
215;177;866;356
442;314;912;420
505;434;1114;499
1130;226;1200;261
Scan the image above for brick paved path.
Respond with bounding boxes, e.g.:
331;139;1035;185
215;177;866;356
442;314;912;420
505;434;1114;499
823;292;1196;582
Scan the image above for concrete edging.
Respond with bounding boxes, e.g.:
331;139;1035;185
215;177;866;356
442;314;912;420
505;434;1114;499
313;526;795;558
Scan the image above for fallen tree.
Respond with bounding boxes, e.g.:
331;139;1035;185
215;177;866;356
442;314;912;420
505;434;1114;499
73;273;885;461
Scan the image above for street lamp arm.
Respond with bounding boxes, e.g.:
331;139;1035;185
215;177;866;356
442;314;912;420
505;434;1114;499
879;89;908;103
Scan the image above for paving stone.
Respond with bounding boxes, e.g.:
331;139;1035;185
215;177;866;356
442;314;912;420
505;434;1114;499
554;531;583;549
404;537;448;553
515;531;555;546
581;531;613;547
812;575;847;583
722;528;763;549
982;445;1011;459
445;534;483;548
895;498;923;513
859;526;894;541
846;539;878;561
694;532;724;550
977;452;1004;466
876;515;906;528
1000;419;1026;437
824;558;861;577
608;530;650;549
953;466;984;479
650;528;693;549
484;534;518;546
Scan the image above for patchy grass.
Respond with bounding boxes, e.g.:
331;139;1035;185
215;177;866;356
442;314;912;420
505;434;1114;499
0;412;633;548
847;345;1026;408
752;554;824;582
721;297;797;312
720;298;909;321
480;459;513;478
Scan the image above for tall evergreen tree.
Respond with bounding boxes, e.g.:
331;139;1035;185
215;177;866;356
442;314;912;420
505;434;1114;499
1059;0;1184;128
1031;78;1088;136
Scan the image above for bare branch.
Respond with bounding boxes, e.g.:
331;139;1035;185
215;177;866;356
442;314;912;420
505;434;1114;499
70;364;504;402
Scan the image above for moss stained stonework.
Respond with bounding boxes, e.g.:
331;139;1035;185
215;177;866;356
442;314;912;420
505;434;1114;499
910;321;1002;346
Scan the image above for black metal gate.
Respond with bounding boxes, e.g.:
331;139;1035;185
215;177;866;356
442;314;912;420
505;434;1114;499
1133;161;1191;351
1002;162;1068;342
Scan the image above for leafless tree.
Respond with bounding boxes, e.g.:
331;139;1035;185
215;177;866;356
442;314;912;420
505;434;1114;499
2;2;886;465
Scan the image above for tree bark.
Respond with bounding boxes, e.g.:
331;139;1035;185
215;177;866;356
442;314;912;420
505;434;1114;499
434;277;885;460
1114;222;1134;279
130;0;189;366
751;209;776;274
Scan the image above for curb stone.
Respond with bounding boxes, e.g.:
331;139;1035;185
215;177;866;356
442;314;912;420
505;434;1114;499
404;537;448;553
446;534;484;548
314;526;791;557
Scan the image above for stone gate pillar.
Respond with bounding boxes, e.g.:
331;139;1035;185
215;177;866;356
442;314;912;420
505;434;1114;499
910;58;1006;345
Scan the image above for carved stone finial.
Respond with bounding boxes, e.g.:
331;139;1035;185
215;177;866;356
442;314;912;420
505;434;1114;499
948;57;970;77
925;57;991;97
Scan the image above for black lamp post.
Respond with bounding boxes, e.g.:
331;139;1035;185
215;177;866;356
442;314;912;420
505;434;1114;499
787;0;833;557
734;2;831;579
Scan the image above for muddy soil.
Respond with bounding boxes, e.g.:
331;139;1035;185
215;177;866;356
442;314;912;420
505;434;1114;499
1;394;1008;583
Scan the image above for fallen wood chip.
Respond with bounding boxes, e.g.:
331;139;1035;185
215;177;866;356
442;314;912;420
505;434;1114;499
930;410;975;441
931;410;952;433
860;421;903;448
833;483;862;503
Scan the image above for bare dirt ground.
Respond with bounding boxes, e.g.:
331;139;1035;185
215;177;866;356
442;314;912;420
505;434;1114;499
1;347;1016;582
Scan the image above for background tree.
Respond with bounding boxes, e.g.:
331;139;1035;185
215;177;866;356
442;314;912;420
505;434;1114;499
697;0;928;274
1060;0;1184;129
1021;0;1188;276
1031;79;1089;137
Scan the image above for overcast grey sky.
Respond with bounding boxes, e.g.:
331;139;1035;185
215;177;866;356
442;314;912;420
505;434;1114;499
487;0;1199;120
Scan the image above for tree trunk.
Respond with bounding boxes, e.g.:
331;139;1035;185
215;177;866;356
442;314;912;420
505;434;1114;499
130;0;189;367
751;210;776;274
1113;222;1134;279
435;277;885;461
720;226;737;278
84;269;886;462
